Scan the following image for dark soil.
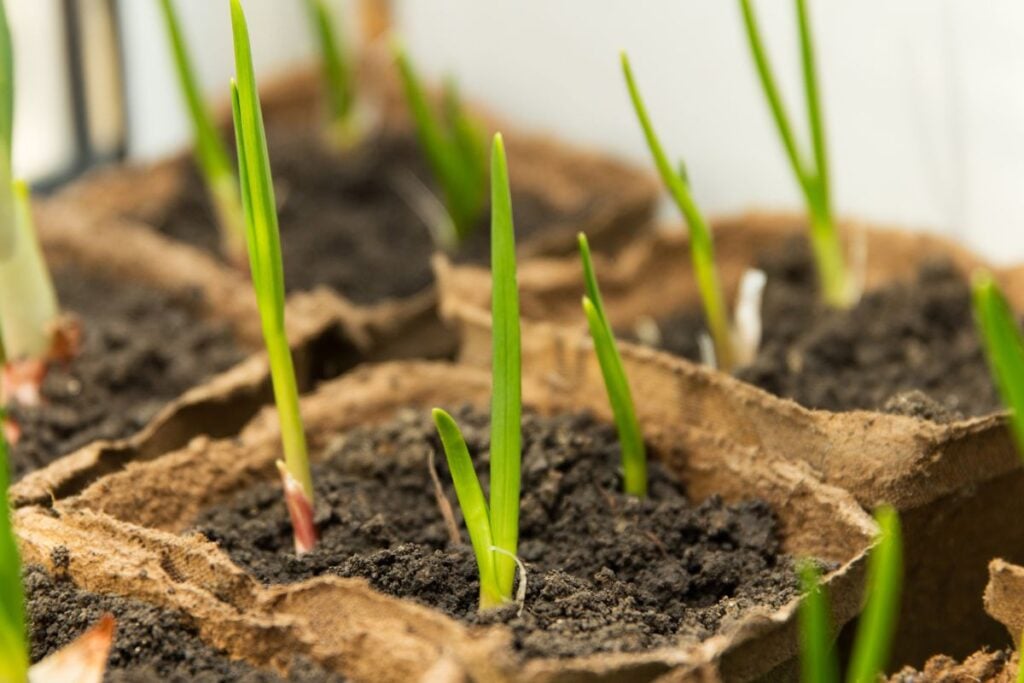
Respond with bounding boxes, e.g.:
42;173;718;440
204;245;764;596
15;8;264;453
154;125;561;305
7;266;244;478
25;558;343;682
196;407;803;659
643;237;999;418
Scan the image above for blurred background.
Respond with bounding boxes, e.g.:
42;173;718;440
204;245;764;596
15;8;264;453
9;1;1024;262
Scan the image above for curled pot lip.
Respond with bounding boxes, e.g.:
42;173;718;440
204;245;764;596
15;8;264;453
14;361;877;683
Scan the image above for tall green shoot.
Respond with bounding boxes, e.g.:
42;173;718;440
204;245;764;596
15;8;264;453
578;232;647;497
230;0;316;554
973;278;1024;683
0;0;14;261
0;0;62;368
157;0;246;268
620;52;735;371
973;274;1024;456
302;0;359;146
393;43;487;250
432;133;520;610
798;505;902;683
0;182;59;365
0;417;27;682
739;0;851;307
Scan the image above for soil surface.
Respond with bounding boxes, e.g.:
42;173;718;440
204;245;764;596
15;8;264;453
643;236;999;418
25;557;344;682
7;266;244;479
196;408;803;659
889;649;1016;682
154;125;559;305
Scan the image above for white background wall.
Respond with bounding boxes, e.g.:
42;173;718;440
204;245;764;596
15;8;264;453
10;1;1024;264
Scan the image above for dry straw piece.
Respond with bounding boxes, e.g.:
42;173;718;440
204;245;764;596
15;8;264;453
435;212;1024;666
12;361;876;682
51;46;659;363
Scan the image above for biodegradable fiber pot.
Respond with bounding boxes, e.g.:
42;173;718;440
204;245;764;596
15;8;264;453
435;212;1024;667
985;559;1024;645
11;361;876;683
9;199;369;506
53;50;659;363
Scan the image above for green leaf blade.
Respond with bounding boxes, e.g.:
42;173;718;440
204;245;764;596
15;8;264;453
230;0;312;503
393;43;486;244
738;0;849;307
846;505;902;683
798;562;839;683
158;0;244;262
796;0;829;219
0;181;60;361
579;233;647;497
303;0;353;134
737;0;807;193
0;422;27;681
973;273;1024;456
620;52;734;370
488;133;521;599
431;409;503;609
0;0;15;260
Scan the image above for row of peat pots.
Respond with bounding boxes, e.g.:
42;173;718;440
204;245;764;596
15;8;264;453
12;62;1024;682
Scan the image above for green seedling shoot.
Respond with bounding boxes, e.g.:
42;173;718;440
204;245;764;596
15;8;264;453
0;0;13;261
973;273;1024;456
621;52;735;371
973;275;1024;683
739;0;851;307
0;0;67;403
578;232;647;497
302;0;360;146
432;132;520;610
393;42;487;250
0;182;60;369
798;505;902;683
0;414;26;682
157;0;247;268
231;0;316;554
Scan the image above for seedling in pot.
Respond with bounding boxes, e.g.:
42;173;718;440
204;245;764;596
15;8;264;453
231;0;316;554
621;52;737;371
578;232;647;497
973;273;1024;456
301;0;367;148
973;276;1024;681
393;42;488;251
157;0;247;269
739;0;853;308
432;133;521;610
798;505;902;683
0;3;77;412
0;420;115;682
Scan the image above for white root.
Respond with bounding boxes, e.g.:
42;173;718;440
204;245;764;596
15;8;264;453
490;546;528;617
847;226;868;306
697;332;717;370
731;268;767;367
